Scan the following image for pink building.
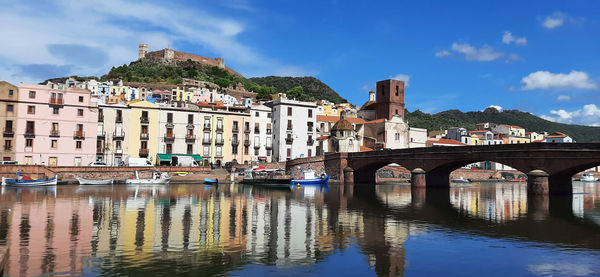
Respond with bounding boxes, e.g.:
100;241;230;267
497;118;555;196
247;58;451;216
191;87;218;103
15;83;98;166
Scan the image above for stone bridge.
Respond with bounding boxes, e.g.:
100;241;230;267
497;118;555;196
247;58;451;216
320;143;600;195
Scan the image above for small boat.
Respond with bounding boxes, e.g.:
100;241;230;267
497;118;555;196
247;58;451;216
2;172;57;187
204;178;218;184
126;171;170;185
291;170;330;185
240;167;292;188
451;177;471;184
173;171;189;177
76;177;113;185
580;173;598;182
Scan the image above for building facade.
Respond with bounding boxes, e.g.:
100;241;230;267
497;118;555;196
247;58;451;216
0;81;18;161
267;98;317;161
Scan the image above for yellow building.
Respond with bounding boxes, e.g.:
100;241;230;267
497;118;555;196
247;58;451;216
128;101;160;162
172;87;194;102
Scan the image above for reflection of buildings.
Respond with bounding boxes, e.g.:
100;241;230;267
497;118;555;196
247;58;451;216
450;183;528;222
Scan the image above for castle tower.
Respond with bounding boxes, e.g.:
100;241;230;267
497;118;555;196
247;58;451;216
215;57;225;69
138;44;148;60
375;79;405;120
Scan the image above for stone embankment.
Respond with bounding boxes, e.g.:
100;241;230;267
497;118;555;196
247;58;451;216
0;165;230;184
0;246;7;275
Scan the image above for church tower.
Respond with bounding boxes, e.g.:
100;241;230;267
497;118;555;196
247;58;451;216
375;79;405;120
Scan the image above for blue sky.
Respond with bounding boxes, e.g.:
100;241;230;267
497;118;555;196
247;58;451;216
1;0;599;125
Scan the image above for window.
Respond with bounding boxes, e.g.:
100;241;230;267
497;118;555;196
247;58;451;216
76;141;82;149
5;120;12;131
77;109;84;116
51;140;57;148
115;141;122;150
396;85;399;96
287;120;292;130
287;107;292;116
166;144;172;154
53;107;59;114
27;105;35;114
187;144;193;155
29;91;35;98
244;146;249;155
25;121;34;134
78;96;84;102
255;112;259;117
217;118;223;129
6;105;13;112
395;109;398;115
8;89;13;96
141;125;148;134
254;149;259;156
308;149;312;157
4;140;11;150
308;109;313;118
267;113;272;118
381;85;385;96
167;113;173;122
187;114;193;124
203;146;210;156
26;139;33;147
216;146;222;156
286;148;291;159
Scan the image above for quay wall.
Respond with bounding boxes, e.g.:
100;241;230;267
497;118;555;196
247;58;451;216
285;156;326;178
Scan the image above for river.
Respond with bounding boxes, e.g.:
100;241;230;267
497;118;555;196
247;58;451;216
0;181;599;276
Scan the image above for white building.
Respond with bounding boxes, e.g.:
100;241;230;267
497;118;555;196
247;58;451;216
250;103;273;163
544;132;574;143
408;127;427;148
266;98;317;161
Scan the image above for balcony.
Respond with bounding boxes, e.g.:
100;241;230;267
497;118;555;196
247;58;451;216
254;143;260;149
244;140;250;147
216;124;223;131
307;138;314;145
98;115;104;122
266;143;273;150
185;135;196;143
50;130;60;137
266;129;272;135
232;126;239;133
215;138;224;145
231;139;239;146
140;116;149;123
113;131;125;140
244;127;250;134
202;138;211;144
165;121;174;128
186;123;194;129
25;130;35;138
139;148;149;157
286;125;293;132
3;128;13;138
308;126;314;132
140;133;149;140
203;124;211;131
164;134;175;142
285;137;294;144
49;98;64;105
73;131;85;140
97;131;105;139
96;147;104;154
115;117;123;123
254;128;260;134
4;145;12;151
114;149;123;155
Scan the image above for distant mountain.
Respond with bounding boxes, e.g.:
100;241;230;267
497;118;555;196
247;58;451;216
250;76;347;104
405;108;600;142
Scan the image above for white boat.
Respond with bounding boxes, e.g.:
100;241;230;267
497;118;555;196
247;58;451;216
126;171;170;185
580;173;598;182
451;176;471;184
76;177;113;185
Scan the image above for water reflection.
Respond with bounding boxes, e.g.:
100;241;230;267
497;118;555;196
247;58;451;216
0;181;598;276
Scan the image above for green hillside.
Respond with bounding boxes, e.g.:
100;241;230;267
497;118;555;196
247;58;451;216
405;107;600;142
250;76;347;103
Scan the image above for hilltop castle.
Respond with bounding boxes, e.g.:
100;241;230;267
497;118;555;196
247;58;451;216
137;44;242;76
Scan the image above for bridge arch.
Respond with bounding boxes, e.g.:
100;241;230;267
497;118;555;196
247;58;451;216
352;161;418;184
426;159;530;187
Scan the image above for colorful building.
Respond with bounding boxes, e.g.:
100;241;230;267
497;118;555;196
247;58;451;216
0;81;18;161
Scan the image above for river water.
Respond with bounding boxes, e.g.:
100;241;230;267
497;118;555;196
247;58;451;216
0;181;599;276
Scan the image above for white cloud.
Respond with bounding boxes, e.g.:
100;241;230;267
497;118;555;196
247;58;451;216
389;74;411;87
521;70;598;90
541;104;600;126
435;50;451;57
557;95;571;101
542;12;569;29
502;31;527;45
359;83;373;91
486;105;503;111
0;0;307;83
451;43;504;62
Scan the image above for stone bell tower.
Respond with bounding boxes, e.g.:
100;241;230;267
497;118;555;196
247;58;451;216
375;79;405;121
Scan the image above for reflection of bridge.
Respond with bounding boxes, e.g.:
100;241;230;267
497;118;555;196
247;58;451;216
324;143;600;195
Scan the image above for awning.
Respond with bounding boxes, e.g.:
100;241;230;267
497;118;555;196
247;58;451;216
157;154;203;161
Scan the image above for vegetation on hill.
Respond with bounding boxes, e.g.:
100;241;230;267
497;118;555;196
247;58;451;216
405;107;600;142
250;76;347;103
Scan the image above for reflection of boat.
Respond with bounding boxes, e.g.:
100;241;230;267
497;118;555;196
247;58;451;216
204;178;218;184
173;172;189;177
580;173;598;182
241;166;292;188
126;171;170;185
76;177;113;185
2;172;58;186
291;170;330;185
451;177;471;184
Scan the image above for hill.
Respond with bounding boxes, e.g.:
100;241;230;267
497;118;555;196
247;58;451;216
249;76;347;103
405;107;600;142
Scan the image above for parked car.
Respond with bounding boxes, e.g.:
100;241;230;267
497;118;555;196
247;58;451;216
88;161;108;166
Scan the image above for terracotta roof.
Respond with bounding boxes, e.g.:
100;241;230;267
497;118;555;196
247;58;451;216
317;135;329;141
501;124;524;129
427;138;467;146
468;130;489;133
332;119;353;130
316;115;367;124
364;119;385;124
360;146;373;152
532;139;545;143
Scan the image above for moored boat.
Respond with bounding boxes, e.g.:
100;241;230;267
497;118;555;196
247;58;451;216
76;177;113;185
126;171;170;185
240;167;292;189
580;173;598;182
291;170;330;186
204;178;218;184
2;172;57;187
451;177;471;184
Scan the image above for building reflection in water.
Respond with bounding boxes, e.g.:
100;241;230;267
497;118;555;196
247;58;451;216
0;181;598;276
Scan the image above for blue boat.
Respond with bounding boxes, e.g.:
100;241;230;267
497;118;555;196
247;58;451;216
291;170;330;185
2;172;58;187
204;178;219;184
